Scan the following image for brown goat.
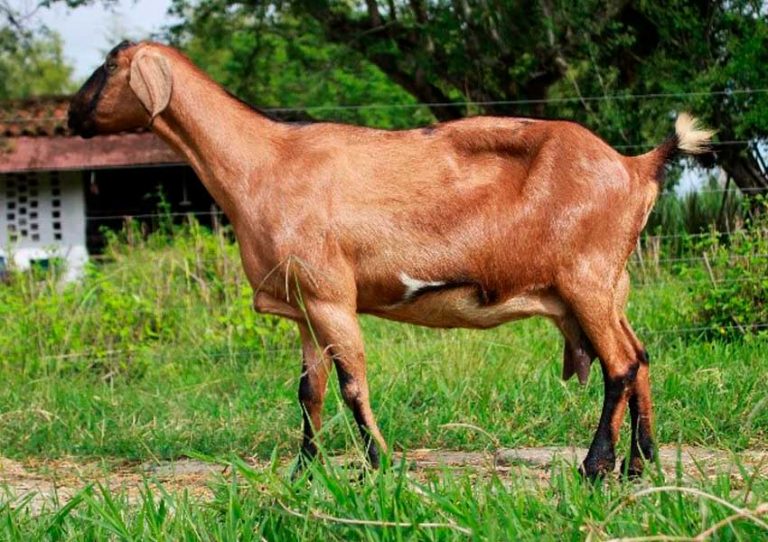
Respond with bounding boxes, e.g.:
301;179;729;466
69;41;714;478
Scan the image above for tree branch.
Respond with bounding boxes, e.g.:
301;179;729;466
300;1;462;120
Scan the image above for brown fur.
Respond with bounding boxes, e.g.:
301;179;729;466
68;42;713;478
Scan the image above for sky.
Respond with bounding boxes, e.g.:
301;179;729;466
15;0;175;81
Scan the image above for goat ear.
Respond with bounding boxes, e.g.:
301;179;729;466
129;51;172;119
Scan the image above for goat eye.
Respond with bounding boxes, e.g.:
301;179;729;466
106;61;118;73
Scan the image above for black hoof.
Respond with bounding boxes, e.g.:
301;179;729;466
579;455;616;481
620;453;653;480
290;453;316;481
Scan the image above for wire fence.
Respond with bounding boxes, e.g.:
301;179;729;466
5;87;768;124
6;223;766;368
17;318;767;369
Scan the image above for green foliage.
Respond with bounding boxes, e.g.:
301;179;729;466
168;2;433;128
691;200;768;339
164;0;768;193
0;218;293;379
0;28;74;99
0;216;765;540
11;1;767;189
0;218;766;461
645;179;747;242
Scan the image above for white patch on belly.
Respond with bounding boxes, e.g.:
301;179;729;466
399;272;445;300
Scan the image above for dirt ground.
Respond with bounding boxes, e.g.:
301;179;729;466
1;446;766;513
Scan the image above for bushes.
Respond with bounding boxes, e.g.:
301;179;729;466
644;177;746;258
691;200;768;340
0;218;294;378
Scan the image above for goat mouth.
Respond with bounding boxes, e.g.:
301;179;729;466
67;114;96;139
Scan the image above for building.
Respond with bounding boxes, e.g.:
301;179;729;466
0;96;217;280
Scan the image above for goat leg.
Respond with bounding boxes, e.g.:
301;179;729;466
560;284;640;479
615;317;655;478
581;364;633;479
623;356;655;478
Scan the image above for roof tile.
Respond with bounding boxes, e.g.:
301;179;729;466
0;95;150;138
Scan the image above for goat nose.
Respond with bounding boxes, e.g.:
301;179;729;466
67;102;87;133
67;112;79;131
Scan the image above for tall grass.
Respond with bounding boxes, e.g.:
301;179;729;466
0;215;764;456
0;217;294;378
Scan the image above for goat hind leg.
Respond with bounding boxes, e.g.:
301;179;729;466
564;289;639;479
620;318;655;477
615;277;656;477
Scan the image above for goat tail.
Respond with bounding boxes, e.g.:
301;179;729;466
643;113;716;184
672;113;716;155
660;112;716;158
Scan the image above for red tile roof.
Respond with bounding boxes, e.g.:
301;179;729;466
1;134;183;173
0;96;182;173
1;95;75;137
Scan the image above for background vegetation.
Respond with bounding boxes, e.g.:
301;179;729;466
3;1;768;193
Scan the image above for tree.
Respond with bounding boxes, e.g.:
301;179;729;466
20;0;768;193
0;29;74;99
168;0;768;195
166;1;434;127
0;2;75;99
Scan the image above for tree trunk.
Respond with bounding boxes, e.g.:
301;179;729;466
718;146;768;196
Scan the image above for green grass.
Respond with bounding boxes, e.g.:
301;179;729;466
0;224;766;539
2;457;767;541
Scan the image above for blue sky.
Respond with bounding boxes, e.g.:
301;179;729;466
20;0;175;81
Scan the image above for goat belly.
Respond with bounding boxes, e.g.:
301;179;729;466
367;285;566;330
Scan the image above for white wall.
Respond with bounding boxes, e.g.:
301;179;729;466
0;171;88;282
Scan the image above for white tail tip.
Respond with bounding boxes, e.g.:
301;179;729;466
675;113;716;154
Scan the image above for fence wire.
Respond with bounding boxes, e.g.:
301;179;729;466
6;87;767;123
18;318;767;367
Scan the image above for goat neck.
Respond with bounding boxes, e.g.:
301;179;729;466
150;56;286;218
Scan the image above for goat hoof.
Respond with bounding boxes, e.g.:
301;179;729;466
579;456;616;481
290;454;316;482
620;456;648;480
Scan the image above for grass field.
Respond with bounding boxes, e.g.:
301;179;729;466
0;224;766;540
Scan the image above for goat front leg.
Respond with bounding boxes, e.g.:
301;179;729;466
253;292;333;475
294;321;332;473
306;300;387;469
